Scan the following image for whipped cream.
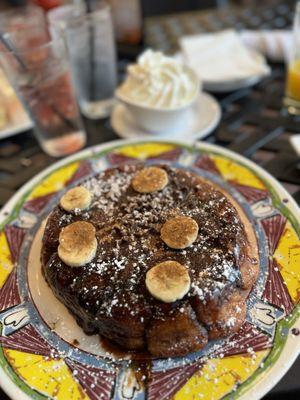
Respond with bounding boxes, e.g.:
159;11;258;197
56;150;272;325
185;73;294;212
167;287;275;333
117;50;198;109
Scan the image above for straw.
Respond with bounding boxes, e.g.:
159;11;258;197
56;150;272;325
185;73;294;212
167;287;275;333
0;33;27;71
0;32;77;132
84;0;96;102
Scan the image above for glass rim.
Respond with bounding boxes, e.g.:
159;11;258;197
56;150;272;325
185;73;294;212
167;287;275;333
47;3;85;25
63;1;111;29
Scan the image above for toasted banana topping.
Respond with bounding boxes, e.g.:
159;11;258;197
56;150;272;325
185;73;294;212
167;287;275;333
161;215;198;249
132;166;168;193
60;186;92;212
146;260;191;303
58;221;97;267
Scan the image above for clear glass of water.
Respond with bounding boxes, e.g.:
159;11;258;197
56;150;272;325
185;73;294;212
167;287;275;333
0;26;86;157
49;2;117;119
47;3;84;42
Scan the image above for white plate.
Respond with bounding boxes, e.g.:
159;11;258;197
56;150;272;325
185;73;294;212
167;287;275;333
111;92;221;140
290;134;300;156
0;117;33;140
0;68;33;139
176;49;270;93
204;73;265;93
202;49;270;93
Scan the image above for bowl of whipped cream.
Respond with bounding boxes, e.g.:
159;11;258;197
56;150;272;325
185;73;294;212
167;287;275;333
115;50;200;134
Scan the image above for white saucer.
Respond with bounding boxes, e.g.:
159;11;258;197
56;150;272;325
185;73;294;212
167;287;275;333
111;92;221;140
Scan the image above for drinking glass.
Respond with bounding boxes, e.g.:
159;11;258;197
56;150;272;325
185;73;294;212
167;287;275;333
0;4;46;33
0;26;86;157
49;2;117;119
284;1;300;115
47;3;85;43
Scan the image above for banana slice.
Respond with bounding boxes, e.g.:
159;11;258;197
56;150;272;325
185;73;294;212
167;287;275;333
132;167;168;193
58;221;97;267
60;186;92;212
161;216;198;249
146;261;191;303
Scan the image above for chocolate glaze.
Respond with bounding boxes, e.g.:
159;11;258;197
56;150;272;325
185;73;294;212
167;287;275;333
41;164;257;357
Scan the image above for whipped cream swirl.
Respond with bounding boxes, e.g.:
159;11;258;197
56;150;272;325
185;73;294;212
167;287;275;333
118;50;198;109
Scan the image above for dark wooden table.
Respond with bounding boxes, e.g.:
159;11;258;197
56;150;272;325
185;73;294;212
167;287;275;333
0;0;299;399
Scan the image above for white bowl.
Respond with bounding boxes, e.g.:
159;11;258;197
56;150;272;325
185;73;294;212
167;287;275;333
115;67;201;134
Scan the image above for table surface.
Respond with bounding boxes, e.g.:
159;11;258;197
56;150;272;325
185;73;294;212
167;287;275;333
0;1;299;399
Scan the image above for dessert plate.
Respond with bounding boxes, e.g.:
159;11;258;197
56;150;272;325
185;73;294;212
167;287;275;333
0;138;299;400
111;92;221;140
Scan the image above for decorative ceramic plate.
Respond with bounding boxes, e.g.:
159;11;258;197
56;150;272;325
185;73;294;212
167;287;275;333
0;139;299;400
